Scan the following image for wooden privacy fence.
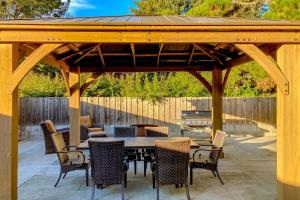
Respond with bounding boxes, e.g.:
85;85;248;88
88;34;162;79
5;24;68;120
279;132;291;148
19;97;276;131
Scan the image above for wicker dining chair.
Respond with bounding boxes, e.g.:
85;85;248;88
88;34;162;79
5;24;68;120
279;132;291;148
190;130;226;185
114;126;139;174
143;126;169;176
80;115;104;141
51;132;90;187
40;120;69;154
152;138;191;200
88;140;128;200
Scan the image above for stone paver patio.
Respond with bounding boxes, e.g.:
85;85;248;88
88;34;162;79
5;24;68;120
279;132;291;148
18;133;276;200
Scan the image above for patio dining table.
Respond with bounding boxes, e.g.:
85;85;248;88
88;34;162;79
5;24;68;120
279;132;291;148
77;137;201;150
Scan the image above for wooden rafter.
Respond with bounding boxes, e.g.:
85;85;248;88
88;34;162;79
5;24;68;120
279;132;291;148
74;44;100;64
80;65;212;73
130;43;136;68
87;52;206;57
157;43;164;67
96;45;106;68
188;46;196;66
194;43;224;65
59;45;95;61
80;72;104;95
8;43;63;93
68;43;83;55
188;70;212;94
235;43;289;94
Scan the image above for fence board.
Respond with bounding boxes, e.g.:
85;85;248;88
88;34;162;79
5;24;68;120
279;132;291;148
19;97;277;132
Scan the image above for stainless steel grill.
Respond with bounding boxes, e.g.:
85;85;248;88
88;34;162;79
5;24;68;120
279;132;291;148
181;110;212;127
180;110;212;140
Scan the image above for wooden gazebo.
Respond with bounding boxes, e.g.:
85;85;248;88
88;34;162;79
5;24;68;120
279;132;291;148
0;15;299;200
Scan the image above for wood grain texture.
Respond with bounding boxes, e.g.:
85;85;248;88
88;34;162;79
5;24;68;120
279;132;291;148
212;68;223;138
0;44;19;200
235;44;289;94
69;67;81;146
277;44;300;200
8;43;63;93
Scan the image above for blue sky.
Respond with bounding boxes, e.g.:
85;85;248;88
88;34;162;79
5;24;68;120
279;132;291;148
68;0;136;17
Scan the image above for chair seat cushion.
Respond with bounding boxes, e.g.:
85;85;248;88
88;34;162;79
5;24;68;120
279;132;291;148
88;127;103;132
88;131;107;138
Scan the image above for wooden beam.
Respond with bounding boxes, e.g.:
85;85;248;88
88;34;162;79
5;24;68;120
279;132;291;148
2;30;300;43
8;43;63;93
277;44;300;200
69;67;81;146
222;67;232;93
20;44;66;70
194;43;224;65
80;72;104;95
59;45;95;61
2;24;300;31
188;46;196;66
130;43;136;68
0;44;19;200
79;65;213;73
212;68;223;138
68;43;83;55
157;43;164;67
96;45;105;68
60;69;70;96
225;45;278;68
74;44;99;64
235;44;289;94
188;70;212;94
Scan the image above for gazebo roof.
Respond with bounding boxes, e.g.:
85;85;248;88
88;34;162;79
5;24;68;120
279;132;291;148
3;15;299;73
1;15;300;26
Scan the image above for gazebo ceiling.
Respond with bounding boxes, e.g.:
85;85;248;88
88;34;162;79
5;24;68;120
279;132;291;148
7;15;299;73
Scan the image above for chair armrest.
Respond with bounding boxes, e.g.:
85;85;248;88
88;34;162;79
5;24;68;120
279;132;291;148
57;149;86;167
192;147;221;164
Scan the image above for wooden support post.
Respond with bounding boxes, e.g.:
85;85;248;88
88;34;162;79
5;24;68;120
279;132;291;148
0;44;19;200
277;44;300;200
212;68;223;138
69;67;81;146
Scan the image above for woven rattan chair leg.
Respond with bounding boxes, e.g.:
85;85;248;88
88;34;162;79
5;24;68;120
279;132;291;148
134;160;137;175
86;167;89;186
215;170;224;185
156;182;159;200
63;172;67;179
212;170;216;177
185;183;191;200
144;161;147;176
90;182;95;200
121;178;125;200
152;173;155;189
54;171;63;187
190;167;193;185
124;173;127;188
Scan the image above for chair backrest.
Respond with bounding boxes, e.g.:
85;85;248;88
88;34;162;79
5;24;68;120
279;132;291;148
45;120;57;133
114;126;137;137
210;130;226;163
51;132;68;164
80;115;92;128
155;138;191;185
145;126;169;137
89;140;125;185
212;130;226;148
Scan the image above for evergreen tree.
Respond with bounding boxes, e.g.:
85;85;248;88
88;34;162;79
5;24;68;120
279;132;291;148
0;0;70;19
264;0;300;20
